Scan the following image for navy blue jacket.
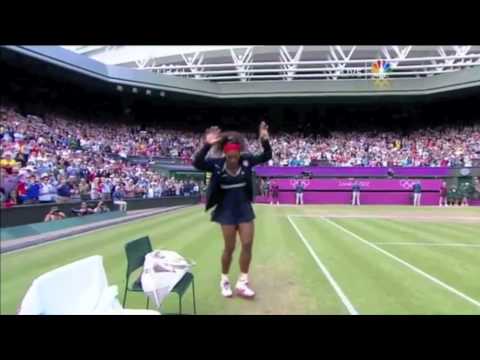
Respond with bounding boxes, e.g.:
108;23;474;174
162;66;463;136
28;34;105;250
113;189;126;201
193;139;272;211
57;183;72;197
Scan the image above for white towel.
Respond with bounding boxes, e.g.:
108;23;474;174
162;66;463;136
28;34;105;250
141;250;193;308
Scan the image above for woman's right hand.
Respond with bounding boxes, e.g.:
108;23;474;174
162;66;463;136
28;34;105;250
205;126;222;145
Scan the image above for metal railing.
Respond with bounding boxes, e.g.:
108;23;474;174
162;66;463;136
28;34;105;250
143;53;480;82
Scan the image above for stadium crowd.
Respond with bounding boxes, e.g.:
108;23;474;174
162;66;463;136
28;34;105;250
2;105;480;208
249;128;480;167
0;106;203;208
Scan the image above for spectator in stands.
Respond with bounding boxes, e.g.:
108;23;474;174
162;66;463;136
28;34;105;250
460;181;474;207
174;181;181;196
38;173;56;203
2;166;19;199
90;177;101;201
0;188;5;206
102;179;112;201
0;168;9;194
44;206;66;222
15;176;28;204
125;180;135;198
93;200;110;213
113;183;128;212
72;202;95;216
2;190;18;208
147;182;155;199
448;185;458;206
181;180;189;197
0;151;18;173
134;181;146;198
154;181;163;198
15;148;28;168
78;178;90;201
185;180;193;196
56;177;73;203
25;175;40;204
1;104;480;210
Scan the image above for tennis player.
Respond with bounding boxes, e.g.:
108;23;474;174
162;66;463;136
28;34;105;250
193;121;272;299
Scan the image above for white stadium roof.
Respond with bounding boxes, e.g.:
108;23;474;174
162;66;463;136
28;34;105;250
62;46;480;83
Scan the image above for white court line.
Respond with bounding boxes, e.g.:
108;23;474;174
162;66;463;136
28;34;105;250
287;214;480;221
373;242;480;248
321;217;480;309
286;215;358;315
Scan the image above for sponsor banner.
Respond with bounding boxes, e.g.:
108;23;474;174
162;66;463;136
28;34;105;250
271;179;442;191
254;166;451;177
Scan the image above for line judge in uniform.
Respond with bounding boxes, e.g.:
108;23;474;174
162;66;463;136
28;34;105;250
295;178;304;205
352;179;361;206
193;121;272;299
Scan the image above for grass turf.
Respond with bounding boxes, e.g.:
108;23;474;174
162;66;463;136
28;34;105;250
1;204;479;314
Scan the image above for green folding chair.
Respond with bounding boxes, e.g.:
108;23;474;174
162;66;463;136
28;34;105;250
173;271;197;315
123;236;197;315
123;236;152;310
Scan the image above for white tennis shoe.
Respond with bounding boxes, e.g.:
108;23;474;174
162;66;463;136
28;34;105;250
220;279;233;298
235;280;255;299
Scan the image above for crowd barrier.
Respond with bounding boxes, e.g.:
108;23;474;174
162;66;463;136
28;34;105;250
1;211;126;241
1;196;201;228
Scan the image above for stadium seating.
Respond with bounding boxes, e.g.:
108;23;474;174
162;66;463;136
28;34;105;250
2;104;480;209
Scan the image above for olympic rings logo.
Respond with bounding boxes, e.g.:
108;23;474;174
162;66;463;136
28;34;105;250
399;180;415;189
290;180;310;189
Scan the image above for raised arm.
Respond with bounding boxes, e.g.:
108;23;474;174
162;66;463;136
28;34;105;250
192;126;221;172
193;143;215;172
249;121;272;166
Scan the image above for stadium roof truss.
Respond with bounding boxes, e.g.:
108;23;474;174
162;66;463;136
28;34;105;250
62;45;480;83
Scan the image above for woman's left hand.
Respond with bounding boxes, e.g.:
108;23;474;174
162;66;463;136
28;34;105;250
259;121;269;140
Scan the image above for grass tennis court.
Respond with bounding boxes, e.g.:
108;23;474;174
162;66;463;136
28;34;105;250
1;204;480;315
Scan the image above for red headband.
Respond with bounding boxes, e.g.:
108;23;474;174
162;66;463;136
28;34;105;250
223;143;241;153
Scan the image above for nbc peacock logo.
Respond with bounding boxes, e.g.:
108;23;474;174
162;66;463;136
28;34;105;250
372;60;392;79
372;60;392;89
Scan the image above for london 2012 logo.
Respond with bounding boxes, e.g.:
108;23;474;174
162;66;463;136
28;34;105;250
372;60;392;89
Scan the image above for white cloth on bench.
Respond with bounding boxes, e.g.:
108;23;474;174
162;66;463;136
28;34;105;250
18;255;159;315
